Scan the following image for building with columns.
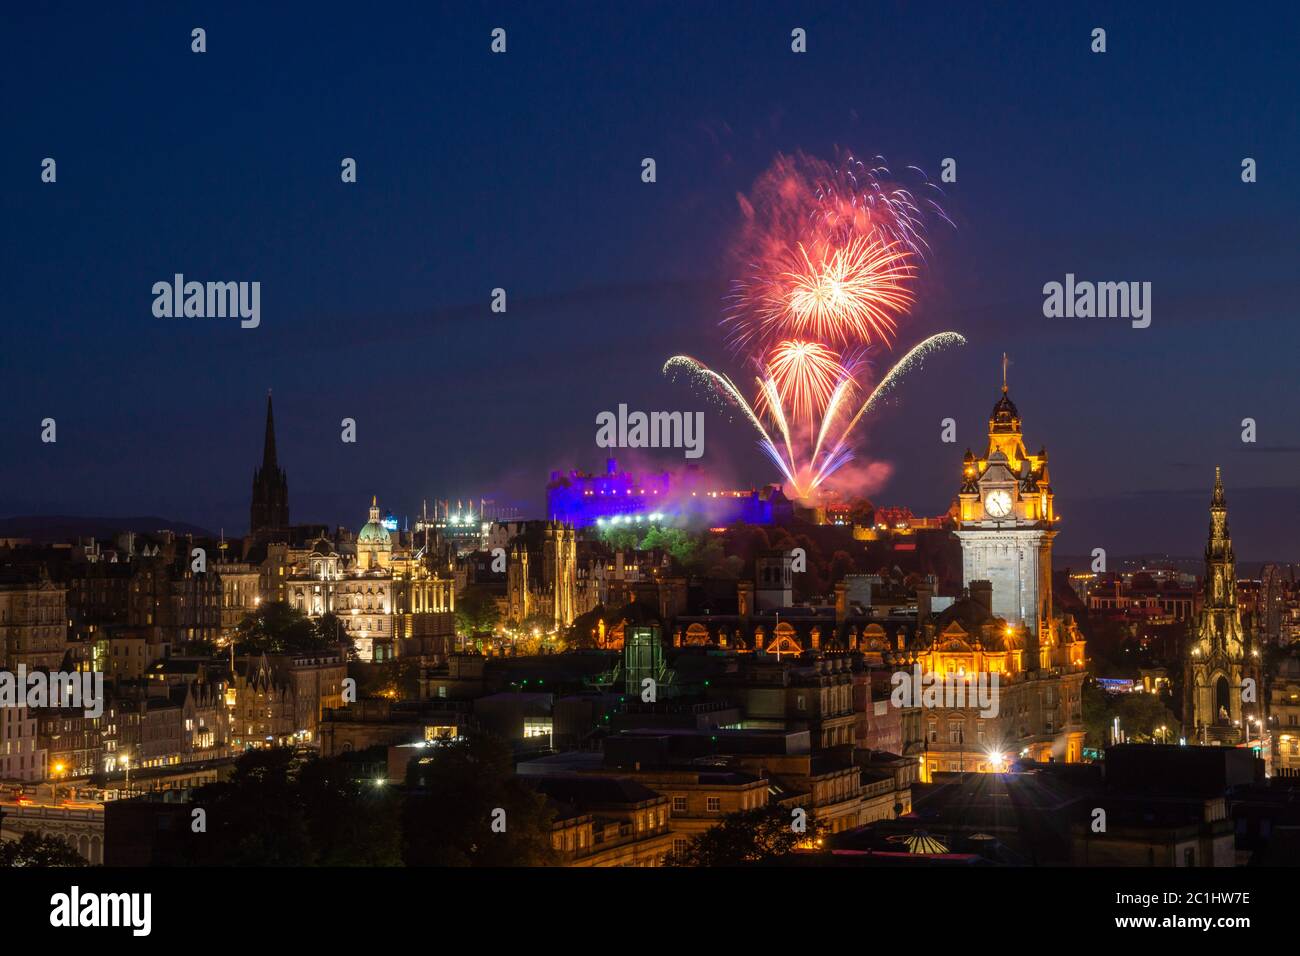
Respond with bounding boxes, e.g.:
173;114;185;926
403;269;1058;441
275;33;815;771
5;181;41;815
285;497;454;662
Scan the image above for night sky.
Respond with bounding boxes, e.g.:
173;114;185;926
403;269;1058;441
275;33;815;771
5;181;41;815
4;2;1298;561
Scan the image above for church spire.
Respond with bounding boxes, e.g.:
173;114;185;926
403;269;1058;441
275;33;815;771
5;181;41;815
1205;466;1233;587
250;391;289;536
262;391;279;472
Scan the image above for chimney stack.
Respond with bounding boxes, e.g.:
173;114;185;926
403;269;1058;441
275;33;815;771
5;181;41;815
916;578;934;621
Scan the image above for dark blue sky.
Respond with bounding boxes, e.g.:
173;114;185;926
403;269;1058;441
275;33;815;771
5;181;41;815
4;2;1298;560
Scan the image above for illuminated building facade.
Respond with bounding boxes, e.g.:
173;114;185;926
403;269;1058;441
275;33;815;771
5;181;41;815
912;365;1086;774
1268;652;1300;775
0;706;47;782
1183;469;1258;746
507;521;578;630
0;571;68;670
953;370;1057;638
285;497;454;662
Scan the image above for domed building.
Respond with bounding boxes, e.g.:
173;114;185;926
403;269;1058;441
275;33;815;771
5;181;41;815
284;495;455;662
357;496;393;571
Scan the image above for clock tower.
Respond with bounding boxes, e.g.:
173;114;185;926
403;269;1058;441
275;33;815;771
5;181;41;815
953;360;1058;646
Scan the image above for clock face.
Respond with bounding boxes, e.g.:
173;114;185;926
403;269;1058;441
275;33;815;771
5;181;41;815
984;489;1013;518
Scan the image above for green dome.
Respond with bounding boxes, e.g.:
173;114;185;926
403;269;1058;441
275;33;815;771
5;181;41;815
358;496;391;545
358;521;391;545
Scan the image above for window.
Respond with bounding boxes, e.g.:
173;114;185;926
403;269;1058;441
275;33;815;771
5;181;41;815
672;796;687;812
706;797;721;813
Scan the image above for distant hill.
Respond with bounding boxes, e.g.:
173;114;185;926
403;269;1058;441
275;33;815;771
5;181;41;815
0;515;217;544
1056;554;1287;579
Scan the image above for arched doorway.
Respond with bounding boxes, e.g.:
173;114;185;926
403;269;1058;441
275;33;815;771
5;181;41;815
1214;675;1231;723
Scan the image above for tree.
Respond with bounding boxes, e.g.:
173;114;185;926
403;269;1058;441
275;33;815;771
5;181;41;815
1114;690;1178;742
640;527;699;569
519;612;554;636
0;831;86;867
666;805;820;866
183;747;401;866
1082;678;1116;749
401;732;556;866
315;611;356;655
567;605;607;649
186;747;314;865
598;525;642;550
297;752;402;865
236;602;339;655
456;584;501;636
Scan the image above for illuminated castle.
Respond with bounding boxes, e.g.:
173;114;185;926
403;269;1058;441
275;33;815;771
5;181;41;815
546;458;789;528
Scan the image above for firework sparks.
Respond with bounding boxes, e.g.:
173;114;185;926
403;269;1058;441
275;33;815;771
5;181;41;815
810;332;967;488
779;236;914;347
811;153;954;260
761;339;849;428
668;149;960;499
664;331;965;500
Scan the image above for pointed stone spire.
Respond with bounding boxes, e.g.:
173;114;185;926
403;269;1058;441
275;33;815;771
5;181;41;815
262;391;279;472
250;391;289;535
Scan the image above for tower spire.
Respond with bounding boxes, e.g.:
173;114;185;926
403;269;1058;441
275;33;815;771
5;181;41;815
1002;353;1009;393
250;391;289;536
262;391;279;472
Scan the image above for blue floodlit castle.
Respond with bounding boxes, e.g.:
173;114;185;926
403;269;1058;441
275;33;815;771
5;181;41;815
545;459;790;529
